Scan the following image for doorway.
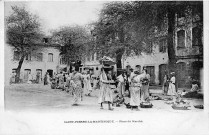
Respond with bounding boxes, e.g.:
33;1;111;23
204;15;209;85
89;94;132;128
177;62;186;88
47;69;53;78
36;69;42;83
145;66;155;85
24;69;31;82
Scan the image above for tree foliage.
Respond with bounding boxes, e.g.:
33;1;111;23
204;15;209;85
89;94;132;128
93;1;161;58
51;25;93;63
6;6;42;50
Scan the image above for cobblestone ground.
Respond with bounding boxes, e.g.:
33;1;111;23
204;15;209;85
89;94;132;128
5;84;203;113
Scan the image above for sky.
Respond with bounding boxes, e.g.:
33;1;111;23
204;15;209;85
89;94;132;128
4;1;107;35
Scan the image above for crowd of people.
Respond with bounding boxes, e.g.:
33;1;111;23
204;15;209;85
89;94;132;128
49;64;154;111
41;63;200;111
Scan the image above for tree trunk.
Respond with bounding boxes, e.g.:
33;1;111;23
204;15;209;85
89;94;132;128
116;48;124;69
15;53;25;83
167;4;178;91
167;5;177;73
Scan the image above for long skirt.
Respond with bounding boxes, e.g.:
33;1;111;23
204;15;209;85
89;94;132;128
141;84;149;102
117;82;125;97
167;83;176;96
162;83;168;95
59;80;64;89
86;80;92;91
83;80;91;95
72;84;82;104
98;83;113;103
93;80;98;90
129;86;141;106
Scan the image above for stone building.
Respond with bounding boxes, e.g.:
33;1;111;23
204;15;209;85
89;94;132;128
122;6;203;87
4;39;67;85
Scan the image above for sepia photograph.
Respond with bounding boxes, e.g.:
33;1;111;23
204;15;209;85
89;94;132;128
1;0;209;135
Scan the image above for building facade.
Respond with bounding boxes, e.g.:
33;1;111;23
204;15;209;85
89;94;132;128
4;43;66;85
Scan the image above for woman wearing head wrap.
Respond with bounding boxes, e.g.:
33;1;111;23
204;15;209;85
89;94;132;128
116;70;127;98
85;71;93;96
129;70;141;110
140;69;150;102
167;72;176;96
98;68;114;110
162;71;169;95
70;65;83;106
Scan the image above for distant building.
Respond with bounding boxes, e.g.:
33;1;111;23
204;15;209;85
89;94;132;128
4;38;67;85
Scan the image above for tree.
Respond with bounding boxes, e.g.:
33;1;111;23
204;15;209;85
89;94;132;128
93;1;161;68
6;6;43;82
51;25;93;71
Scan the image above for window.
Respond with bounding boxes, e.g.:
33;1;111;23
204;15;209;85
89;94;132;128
96;52;100;60
87;55;90;61
177;62;186;71
96;67;98;70
37;53;43;61
43;38;49;43
25;52;31;61
60;57;67;65
159;39;167;53
177;30;185;49
48;53;53;62
92;53;94;61
192;27;202;47
12;68;17;74
177;10;185;18
13;51;20;60
147;41;153;53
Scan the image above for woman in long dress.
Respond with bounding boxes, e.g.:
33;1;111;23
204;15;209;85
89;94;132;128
46;73;51;85
162;73;169;95
83;72;91;96
92;75;98;90
70;66;83;105
117;71;127;98
129;71;141;111
140;69;150;102
58;72;64;89
44;73;47;85
167;72;176;96
86;72;93;96
98;68;114;110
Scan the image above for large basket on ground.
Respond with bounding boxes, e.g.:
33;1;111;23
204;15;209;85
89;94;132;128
194;105;204;109
171;104;190;110
140;102;153;108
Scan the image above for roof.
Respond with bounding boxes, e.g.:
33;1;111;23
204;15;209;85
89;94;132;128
34;43;61;47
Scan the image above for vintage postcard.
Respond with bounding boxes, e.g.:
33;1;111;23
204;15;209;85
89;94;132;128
1;0;209;135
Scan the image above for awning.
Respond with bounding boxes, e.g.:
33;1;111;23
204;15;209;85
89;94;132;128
84;67;94;70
